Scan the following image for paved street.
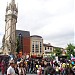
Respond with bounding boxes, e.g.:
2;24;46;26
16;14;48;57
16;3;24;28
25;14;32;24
27;74;37;75
0;72;36;75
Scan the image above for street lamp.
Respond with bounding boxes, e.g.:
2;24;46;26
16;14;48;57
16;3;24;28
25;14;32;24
19;33;23;55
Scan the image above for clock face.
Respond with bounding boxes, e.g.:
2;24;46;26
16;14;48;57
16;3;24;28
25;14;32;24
7;10;12;14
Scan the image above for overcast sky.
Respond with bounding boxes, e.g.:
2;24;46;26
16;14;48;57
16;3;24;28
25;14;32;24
0;0;74;48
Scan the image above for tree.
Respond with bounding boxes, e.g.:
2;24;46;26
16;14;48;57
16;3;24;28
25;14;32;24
54;47;62;56
66;43;75;59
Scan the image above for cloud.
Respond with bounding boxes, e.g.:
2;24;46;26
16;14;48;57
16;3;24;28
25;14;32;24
0;0;74;48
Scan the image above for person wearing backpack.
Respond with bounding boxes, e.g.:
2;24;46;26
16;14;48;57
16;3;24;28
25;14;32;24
44;62;55;75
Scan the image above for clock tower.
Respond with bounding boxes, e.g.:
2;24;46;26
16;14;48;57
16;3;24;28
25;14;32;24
4;0;18;55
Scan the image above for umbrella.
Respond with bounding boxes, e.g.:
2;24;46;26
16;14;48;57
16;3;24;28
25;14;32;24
71;57;75;61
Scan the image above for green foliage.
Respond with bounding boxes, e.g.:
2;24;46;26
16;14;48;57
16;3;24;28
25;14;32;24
54;47;62;56
66;43;75;59
51;54;55;60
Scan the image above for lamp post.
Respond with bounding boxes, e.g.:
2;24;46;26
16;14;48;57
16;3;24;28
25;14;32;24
19;33;23;55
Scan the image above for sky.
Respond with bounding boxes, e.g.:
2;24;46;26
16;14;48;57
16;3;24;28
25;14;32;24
0;0;74;48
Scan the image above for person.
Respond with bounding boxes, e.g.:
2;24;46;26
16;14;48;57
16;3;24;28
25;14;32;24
44;62;55;75
18;61;26;75
37;65;42;75
1;60;5;75
14;63;19;75
7;59;15;75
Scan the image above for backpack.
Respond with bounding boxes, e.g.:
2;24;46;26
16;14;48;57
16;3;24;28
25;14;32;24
47;66;55;75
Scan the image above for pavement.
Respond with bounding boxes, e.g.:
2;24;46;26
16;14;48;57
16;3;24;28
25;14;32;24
26;74;37;75
0;72;36;75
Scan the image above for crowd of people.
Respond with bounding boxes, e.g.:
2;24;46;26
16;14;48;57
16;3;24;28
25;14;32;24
0;55;75;75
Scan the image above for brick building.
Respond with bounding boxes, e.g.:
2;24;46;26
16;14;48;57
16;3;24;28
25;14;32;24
16;30;30;55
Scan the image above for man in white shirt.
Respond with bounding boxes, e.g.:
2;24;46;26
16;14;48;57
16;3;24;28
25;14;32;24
7;59;15;75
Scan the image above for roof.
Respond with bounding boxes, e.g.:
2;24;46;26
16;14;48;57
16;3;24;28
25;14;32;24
30;35;42;38
53;46;64;49
16;30;30;37
43;43;53;47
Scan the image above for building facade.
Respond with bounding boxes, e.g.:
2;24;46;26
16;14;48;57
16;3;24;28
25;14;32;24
3;0;18;55
30;35;43;57
16;30;30;55
43;43;54;57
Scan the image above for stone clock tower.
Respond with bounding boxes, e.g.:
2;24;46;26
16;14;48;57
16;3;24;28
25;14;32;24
4;0;18;55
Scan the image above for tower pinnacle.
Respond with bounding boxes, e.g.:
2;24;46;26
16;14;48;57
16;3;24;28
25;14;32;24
11;0;15;4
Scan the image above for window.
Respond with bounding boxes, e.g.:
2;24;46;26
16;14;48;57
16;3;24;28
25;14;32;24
48;47;49;49
45;47;46;50
35;44;39;53
32;50;34;52
40;42;42;53
50;47;52;50
35;41;39;53
40;48;42;53
32;44;34;53
32;41;34;52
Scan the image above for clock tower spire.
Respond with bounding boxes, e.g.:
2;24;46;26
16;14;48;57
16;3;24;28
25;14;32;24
4;0;18;55
11;0;15;4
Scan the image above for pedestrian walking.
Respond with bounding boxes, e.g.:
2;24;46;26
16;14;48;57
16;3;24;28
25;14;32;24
7;59;15;75
18;61;26;75
1;60;5;75
44;62;55;75
37;65;42;75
